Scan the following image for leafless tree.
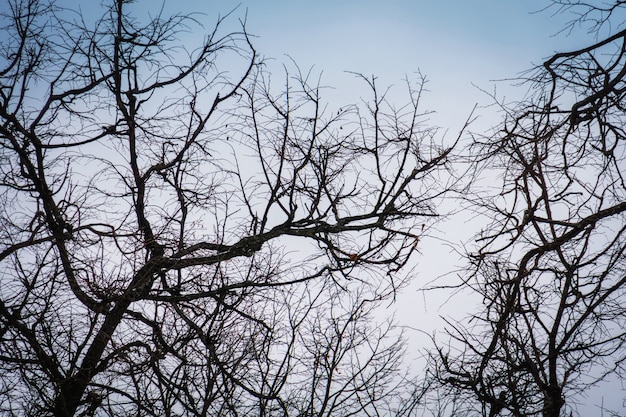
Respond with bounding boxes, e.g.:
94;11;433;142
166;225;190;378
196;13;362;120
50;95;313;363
430;2;626;417
0;0;455;415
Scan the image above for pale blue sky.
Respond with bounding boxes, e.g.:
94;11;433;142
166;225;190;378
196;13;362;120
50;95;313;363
49;0;591;127
197;0;586;129
10;0;621;412
208;3;621;412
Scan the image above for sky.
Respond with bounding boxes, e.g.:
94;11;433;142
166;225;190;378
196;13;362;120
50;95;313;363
17;0;590;317
207;0;586;130
8;0;622;413
178;1;574;320
50;0;591;131
201;2;620;413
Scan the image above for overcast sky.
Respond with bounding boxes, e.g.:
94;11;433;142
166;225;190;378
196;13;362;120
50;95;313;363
52;0;592;130
128;1;619;412
25;0;622;413
205;0;586;129
200;2;619;413
183;1;580;312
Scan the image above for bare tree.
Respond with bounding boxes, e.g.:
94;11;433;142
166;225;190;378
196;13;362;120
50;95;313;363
0;0;455;415
430;2;626;417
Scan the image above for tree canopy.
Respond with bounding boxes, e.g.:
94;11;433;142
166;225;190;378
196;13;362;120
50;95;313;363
0;1;624;416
